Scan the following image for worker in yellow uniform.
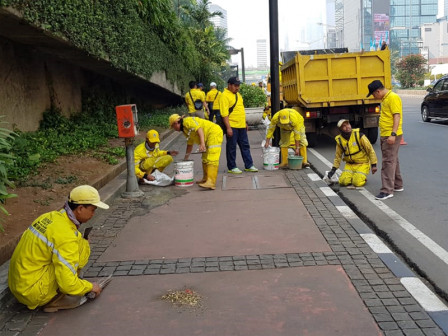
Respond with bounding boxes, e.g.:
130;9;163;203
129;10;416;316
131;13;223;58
134;129;178;183
206;82;221;122
8;185;109;312
185;81;209;118
264;108;309;168
327;119;378;187
169;114;223;190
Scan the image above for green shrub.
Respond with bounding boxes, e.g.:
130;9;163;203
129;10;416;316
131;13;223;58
239;84;267;108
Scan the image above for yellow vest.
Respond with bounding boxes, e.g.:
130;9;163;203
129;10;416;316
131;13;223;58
335;129;369;164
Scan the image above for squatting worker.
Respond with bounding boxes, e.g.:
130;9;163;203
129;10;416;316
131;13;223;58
328;119;377;187
264;108;310;169
220;77;258;174
8;185;108;312
134;129;178;183
185;80;209;119
367;80;404;200
169;114;223;190
206;82;221;123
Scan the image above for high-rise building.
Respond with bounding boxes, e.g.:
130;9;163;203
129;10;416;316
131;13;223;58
421;18;448;64
257;39;268;69
209;3;228;37
335;0;344;47
325;0;338;48
390;0;438;57
335;0;438;57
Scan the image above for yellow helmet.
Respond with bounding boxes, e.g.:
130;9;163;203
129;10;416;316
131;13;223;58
169;114;181;127
146;129;160;143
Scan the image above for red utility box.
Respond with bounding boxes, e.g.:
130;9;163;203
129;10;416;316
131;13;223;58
116;104;138;138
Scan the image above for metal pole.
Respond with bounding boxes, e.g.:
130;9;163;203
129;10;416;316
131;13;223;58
241;48;245;83
269;0;280;115
122;138;144;198
269;0;280;147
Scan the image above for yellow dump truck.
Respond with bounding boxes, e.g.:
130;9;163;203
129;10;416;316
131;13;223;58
281;49;391;146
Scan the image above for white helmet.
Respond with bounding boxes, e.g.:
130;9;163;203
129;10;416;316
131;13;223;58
210;82;217;87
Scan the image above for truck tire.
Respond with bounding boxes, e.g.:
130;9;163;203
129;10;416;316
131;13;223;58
306;132;317;148
365;127;378;145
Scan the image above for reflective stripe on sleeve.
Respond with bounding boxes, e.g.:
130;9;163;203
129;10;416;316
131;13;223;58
28;226;77;275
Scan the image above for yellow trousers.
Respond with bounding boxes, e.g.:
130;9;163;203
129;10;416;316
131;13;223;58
19;238;90;309
201;131;224;166
339;162;370;187
140;155;173;174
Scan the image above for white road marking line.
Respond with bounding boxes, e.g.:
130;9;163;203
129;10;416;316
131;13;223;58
359;189;448;266
336;205;358;219
320;187;337;197
360;233;393;254
308;173;321;181
401;277;448;312
309;148;333;167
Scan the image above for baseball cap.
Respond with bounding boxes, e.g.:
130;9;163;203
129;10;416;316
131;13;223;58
146;130;160;143
337;119;349;128
210;82;217;87
69;185;109;209
169;114;181;127
366;80;384;97
227;77;241;85
197;83;204;88
279;110;290;124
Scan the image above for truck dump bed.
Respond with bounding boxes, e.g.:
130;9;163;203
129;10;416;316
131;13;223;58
281;50;391;108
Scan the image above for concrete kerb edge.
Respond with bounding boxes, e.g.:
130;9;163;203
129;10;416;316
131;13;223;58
0;128;178;307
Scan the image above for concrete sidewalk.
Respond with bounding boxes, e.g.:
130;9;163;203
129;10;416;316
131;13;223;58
0;129;445;335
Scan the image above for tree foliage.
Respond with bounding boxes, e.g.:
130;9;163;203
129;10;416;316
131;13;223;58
396;54;427;88
179;0;231;85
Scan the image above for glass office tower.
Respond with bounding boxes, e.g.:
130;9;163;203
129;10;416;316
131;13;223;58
390;0;438;57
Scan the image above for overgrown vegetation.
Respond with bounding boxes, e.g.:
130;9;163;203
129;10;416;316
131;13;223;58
0;0;233;90
0;119;17;231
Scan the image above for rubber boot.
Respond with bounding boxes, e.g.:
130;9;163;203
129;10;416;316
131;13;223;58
279;147;289;168
199;165;218;190
196;163;208;184
43;294;87;313
300;146;310;168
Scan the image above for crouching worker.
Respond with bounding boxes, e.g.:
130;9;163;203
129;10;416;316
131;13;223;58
134;130;178;183
264;108;309;168
169;114;223;190
328;119;378;187
8;185;109;312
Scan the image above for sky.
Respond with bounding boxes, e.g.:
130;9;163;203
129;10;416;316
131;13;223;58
209;0;327;68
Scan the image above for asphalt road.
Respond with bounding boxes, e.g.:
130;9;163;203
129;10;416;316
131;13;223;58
307;95;448;302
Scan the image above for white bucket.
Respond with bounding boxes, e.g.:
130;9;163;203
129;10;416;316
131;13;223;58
174;161;194;187
263;147;280;170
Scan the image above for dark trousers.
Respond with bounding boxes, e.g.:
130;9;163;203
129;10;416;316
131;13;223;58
380;135;403;194
226;128;254;170
209;109;219;122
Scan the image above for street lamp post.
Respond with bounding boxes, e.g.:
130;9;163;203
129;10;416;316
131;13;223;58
228;47;245;83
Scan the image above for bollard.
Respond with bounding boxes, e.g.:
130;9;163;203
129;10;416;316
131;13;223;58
121;138;144;198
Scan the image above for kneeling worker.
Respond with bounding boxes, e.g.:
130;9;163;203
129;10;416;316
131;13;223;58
134;129;178;183
328;119;378;187
264;108;309;168
9;185;109;312
169;114;223;190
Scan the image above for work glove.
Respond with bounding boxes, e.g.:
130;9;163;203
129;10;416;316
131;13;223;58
327;167;337;178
